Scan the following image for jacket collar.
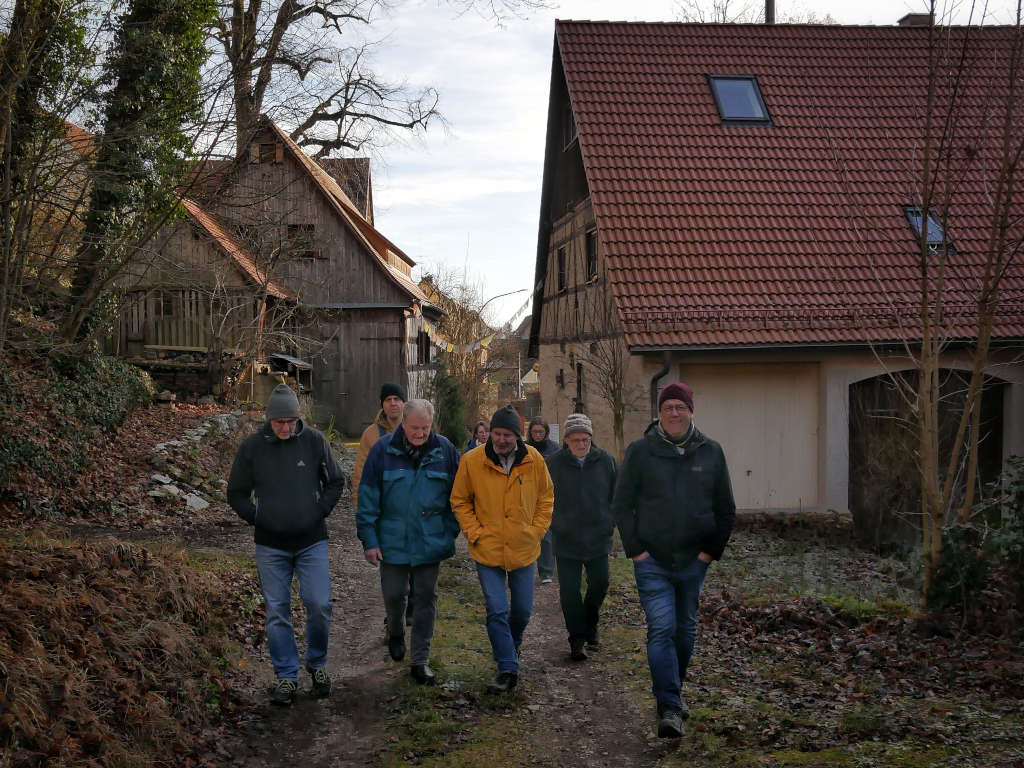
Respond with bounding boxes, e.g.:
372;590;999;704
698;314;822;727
484;438;528;470
386;426;442;457
642;420;705;456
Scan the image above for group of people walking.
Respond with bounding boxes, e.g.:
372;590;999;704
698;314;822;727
227;379;735;739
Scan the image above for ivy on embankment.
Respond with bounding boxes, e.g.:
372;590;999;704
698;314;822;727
0;353;154;503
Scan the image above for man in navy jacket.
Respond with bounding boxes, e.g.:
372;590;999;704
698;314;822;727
546;413;617;662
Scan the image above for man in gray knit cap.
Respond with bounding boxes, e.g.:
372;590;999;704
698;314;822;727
546;413;617;662
228;383;346;706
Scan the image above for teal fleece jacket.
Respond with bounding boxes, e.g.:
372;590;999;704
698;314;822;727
227;420;346;551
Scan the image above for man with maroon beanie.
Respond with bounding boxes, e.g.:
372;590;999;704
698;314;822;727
612;382;735;738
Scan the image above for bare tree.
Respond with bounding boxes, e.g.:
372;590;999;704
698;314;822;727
215;0;550;158
826;3;1024;602
418;267;502;423
675;0;836;23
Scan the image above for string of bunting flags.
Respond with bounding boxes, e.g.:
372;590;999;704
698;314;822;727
421;318;496;354
418;281;540;354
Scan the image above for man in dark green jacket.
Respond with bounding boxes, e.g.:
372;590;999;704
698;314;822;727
227;384;346;706
546;413;617;662
612;382;735;739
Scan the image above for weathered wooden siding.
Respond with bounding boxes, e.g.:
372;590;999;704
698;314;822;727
117;223;254;355
312;308;409;436
537;199;609;344
226;127;410;307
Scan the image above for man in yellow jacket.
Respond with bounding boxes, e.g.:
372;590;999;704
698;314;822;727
450;404;554;694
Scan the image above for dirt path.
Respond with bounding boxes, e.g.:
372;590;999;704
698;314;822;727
524;578;666;767
207;451;400;768
57;407;690;766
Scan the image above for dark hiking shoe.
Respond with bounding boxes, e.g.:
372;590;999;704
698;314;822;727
679;698;690;720
308;667;331;698
569;638;588;661
410;665;436;685
486;672;518;694
388;634;406;662
270;678;297;706
657;708;684;738
585;628;600;650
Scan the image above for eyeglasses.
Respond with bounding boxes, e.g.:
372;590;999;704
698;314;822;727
661;405;690;414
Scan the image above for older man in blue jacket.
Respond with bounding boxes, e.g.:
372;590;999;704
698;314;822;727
357;398;460;685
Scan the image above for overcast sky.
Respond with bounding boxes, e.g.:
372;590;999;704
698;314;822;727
364;0;1017;324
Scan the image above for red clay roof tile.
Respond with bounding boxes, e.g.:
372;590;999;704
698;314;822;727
556;21;1024;347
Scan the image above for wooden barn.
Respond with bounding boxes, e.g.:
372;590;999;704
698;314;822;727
117;115;438;436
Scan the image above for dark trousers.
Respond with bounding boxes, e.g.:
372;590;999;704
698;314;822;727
556;554;609;642
382;568;415;630
381;562;440;666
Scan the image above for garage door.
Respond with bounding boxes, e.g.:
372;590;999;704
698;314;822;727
682;363;819;511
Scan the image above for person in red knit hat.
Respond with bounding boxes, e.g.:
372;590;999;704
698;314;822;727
612;381;736;738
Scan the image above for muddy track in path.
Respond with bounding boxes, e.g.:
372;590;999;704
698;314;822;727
206;452;400;768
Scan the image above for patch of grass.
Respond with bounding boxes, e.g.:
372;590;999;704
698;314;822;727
822;593;913;623
185;548;254;574
839;704;888;738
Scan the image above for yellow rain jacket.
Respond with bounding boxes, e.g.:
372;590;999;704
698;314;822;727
450;440;554;570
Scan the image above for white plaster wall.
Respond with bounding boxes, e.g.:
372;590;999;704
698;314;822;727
538;343;1024;513
678;362;820;511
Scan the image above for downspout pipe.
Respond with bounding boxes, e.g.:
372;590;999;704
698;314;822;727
649;350;672;420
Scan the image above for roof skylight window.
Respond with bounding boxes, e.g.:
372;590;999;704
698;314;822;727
708;75;770;123
903;206;956;252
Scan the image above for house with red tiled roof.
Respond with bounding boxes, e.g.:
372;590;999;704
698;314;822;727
118;115;439;435
528;19;1024;526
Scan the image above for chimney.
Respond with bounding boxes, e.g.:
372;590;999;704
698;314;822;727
765;0;775;24
898;12;934;26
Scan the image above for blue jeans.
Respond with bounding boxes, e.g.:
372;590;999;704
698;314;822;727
633;555;708;713
255;540;332;680
476;562;536;674
537;530;555;580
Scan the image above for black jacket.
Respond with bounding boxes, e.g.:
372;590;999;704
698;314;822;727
546;445;617;560
227;420;346;551
527;437;560;459
612;421;735;567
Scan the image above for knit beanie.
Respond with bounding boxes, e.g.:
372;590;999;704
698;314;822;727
380;382;407;404
658;381;694;413
489;404;522;438
266;384;300;420
563;413;593;438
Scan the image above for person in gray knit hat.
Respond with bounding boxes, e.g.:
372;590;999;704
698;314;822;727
546;413;617;662
227;384;345;706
